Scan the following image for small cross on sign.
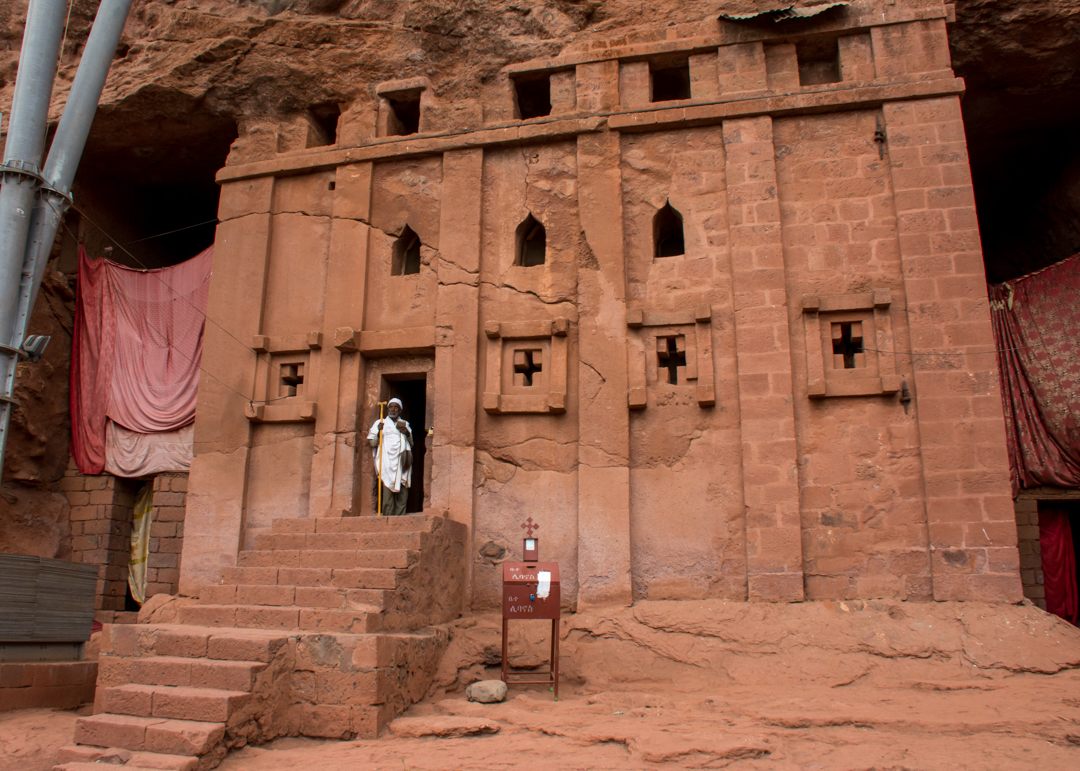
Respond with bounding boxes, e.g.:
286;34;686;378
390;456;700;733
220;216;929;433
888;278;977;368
521;516;539;538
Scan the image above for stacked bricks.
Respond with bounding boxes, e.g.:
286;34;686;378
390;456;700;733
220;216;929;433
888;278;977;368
62;462;139;614
61;458;190;615
1014;498;1045;609
59;514;464;770
574;59;618;114
148;474;188;597
883;95;1022;602
838;34;875;82
0;661;97;711
716;42;767;95
870;18;953;81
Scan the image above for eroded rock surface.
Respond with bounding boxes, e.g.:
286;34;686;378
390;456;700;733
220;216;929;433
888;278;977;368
226;600;1080;769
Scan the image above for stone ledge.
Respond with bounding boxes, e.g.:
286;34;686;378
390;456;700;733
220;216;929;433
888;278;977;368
217;78;963;183
504;6;949;74
609;77;964;132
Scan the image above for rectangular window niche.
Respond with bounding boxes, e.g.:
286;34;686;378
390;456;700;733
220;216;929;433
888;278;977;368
801;289;902;398
245;331;322;422
483;318;569;414
625;305;715;409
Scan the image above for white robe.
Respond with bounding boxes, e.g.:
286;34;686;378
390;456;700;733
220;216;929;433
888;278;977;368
367;417;412;493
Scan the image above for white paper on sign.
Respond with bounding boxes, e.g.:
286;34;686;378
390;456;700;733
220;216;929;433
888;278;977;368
537;571;551;599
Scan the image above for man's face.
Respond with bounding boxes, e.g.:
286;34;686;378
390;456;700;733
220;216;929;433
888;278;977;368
387;403;401;419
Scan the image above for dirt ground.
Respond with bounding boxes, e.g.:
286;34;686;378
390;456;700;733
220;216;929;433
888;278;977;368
4;599;1080;771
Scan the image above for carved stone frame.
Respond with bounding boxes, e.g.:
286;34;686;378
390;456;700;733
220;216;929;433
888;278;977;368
801;289;902;398
244;331;322;422
625;305;716;409
482;318;569;414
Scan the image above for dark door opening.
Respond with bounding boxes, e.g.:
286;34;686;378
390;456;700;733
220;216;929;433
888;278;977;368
1037;500;1080;625
384;376;427;514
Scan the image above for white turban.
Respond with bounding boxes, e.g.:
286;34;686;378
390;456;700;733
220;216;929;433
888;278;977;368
388;398;403;408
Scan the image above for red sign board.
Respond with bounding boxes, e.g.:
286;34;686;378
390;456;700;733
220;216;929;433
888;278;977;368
502;561;560;620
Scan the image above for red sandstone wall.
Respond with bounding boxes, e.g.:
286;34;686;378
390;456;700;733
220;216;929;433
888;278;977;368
775;110;931;599
620;127;747;601
471;140;583;609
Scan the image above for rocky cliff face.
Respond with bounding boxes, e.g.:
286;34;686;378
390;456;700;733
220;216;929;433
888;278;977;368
1;0;1078;556
950;0;1080;281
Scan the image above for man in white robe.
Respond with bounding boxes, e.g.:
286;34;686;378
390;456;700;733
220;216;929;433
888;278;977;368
367;398;413;516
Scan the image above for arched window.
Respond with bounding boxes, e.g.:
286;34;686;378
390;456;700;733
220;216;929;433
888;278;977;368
653;202;685;258
392;225;422;275
515;213;546;267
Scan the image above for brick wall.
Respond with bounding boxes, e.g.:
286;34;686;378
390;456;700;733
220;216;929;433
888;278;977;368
147;474;187;597
61;459;188;616
1013;498;1044;609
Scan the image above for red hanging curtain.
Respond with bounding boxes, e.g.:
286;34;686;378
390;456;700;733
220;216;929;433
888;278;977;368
989;255;1080;496
70;247;115;474
70;244;212;474
1039;506;1079;624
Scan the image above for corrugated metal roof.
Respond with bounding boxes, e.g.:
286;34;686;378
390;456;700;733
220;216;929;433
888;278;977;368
720;1;851;22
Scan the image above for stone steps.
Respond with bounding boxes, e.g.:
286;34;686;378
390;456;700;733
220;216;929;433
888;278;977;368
177;603;381;633
236;548;419;570
219;566;401;590
61;514;467;771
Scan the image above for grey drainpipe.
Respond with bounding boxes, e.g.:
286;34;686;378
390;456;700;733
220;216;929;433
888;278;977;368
12;0;135;357
0;0;68;480
0;0;132;479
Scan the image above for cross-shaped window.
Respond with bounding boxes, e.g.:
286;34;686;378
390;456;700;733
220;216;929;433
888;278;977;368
279;363;304;397
513;349;543;387
831;322;864;369
657;336;687;385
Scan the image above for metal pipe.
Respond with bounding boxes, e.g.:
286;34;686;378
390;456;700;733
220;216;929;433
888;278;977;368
0;0;134;479
14;0;134;340
0;0;69;480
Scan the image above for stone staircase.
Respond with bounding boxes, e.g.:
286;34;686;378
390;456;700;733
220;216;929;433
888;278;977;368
56;513;466;771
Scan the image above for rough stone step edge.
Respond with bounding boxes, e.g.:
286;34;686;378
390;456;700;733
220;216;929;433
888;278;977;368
237;548;420;566
271;513;442;534
57;763;172;771
173;607;382;636
199;584;391;607
112;655;268;691
57;745;199;771
98;684;250;724
74;713;225;757
252;532;423;549
101;627;440;670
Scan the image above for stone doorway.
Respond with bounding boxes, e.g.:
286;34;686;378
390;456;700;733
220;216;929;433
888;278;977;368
1015;493;1080;618
383;376;428;514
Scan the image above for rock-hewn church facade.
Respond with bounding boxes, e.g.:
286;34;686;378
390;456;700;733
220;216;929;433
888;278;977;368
179;0;1021;610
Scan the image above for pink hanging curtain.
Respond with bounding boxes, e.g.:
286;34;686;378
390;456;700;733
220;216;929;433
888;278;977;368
70;245;212;475
989;255;1080;496
1039;506;1079;624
